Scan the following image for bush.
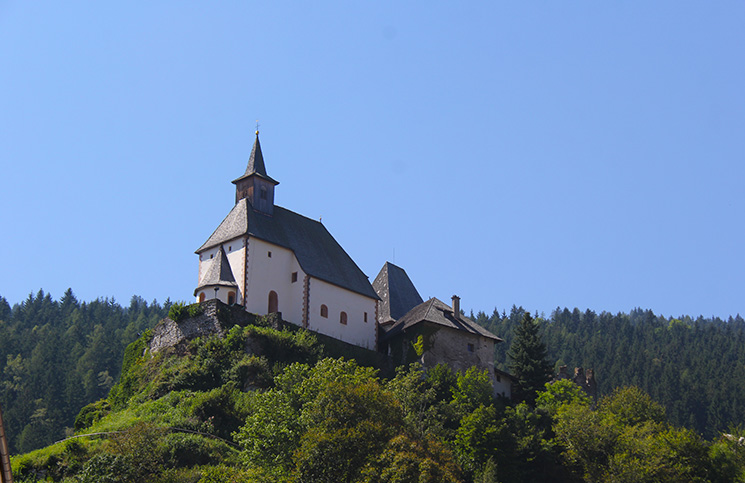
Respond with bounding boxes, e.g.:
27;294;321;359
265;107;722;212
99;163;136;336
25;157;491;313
187;304;204;318
74;399;112;431
78;453;136;483
187;384;247;440
159;433;214;468
168;303;187;322
228;355;273;390
169;302;203;322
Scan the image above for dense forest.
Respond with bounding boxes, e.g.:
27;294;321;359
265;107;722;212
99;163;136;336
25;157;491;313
473;306;745;438
0;290;169;453
9;312;745;482
3;290;745;481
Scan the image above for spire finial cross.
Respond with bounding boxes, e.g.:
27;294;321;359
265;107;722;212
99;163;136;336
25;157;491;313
255;120;260;136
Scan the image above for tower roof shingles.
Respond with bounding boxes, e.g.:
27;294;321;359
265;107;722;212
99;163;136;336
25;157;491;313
194;245;238;295
232;133;278;185
373;262;423;324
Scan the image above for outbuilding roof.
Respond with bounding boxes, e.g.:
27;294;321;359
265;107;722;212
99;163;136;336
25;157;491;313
373;262;423;324
196;198;378;300
382;297;502;342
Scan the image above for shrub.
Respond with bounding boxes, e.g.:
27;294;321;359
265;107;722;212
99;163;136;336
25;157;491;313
168;302;187;322
159;433;214;468
74;399;112;431
78;453;135;483
228;355;273;390
187;303;204;318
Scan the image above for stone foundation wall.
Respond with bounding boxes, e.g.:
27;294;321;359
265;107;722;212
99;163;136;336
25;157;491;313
149;300;293;353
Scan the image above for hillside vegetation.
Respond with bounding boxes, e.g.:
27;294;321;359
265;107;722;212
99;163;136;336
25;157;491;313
7;302;745;483
0;290;168;453
3;292;745;481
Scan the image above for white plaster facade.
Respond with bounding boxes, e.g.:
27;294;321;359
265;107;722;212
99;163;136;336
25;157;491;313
196;235;378;349
306;278;377;349
243;237;305;323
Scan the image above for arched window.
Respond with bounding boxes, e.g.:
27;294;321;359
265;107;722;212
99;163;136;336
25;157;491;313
268;291;278;313
198;292;205;303
320;304;328;318
340;311;347;325
228;291;236;305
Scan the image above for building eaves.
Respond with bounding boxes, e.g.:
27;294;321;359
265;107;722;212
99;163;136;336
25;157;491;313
382;297;502;342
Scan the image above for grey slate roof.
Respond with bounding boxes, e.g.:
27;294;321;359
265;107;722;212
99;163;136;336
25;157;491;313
373;262;423;324
194;245;238;295
382;297;502;342
196;198;378;300
232;133;279;185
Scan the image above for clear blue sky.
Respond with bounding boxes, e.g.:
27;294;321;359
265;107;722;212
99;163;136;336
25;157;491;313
1;2;743;319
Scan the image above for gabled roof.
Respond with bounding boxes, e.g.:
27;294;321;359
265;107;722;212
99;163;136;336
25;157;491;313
382;297;502;342
196;198;378;300
373;262;423;324
194;245;238;295
232;132;278;185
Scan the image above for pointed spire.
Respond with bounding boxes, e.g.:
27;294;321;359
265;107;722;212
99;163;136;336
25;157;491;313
232;130;278;185
195;245;238;294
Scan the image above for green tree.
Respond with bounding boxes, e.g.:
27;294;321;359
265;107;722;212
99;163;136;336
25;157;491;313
293;379;402;483
536;379;591;416
360;433;463;483
234;389;302;474
507;313;553;405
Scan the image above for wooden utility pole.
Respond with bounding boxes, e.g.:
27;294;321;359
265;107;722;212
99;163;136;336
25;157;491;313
0;402;12;483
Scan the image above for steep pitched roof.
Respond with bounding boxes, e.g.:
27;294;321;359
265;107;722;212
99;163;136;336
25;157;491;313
382;297;501;342
194;245;238;294
196;198;378;300
232;133;278;185
373;262;423;324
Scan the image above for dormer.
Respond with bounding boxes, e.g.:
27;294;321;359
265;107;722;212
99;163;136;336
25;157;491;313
232;131;279;215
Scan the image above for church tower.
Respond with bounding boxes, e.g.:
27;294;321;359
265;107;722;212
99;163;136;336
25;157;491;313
232;131;279;215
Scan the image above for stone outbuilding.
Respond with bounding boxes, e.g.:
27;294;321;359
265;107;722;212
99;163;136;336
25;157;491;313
373;262;505;391
380;295;502;383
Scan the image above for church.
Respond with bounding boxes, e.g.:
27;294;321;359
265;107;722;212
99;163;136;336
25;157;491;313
193;131;504;386
194;131;379;349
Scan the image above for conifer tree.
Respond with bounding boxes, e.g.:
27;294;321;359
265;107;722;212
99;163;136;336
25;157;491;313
507;313;553;405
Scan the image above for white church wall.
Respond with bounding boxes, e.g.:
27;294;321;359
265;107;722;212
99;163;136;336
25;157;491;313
307;278;377;349
225;242;245;304
244;238;304;324
195;286;233;305
197;246;220;283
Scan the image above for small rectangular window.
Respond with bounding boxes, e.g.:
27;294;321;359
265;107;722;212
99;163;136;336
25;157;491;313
364;312;368;323
268;251;272;258
467;343;475;353
291;272;298;283
496;374;501;382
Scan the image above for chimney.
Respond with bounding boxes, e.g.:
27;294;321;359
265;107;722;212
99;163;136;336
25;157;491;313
451;295;460;319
